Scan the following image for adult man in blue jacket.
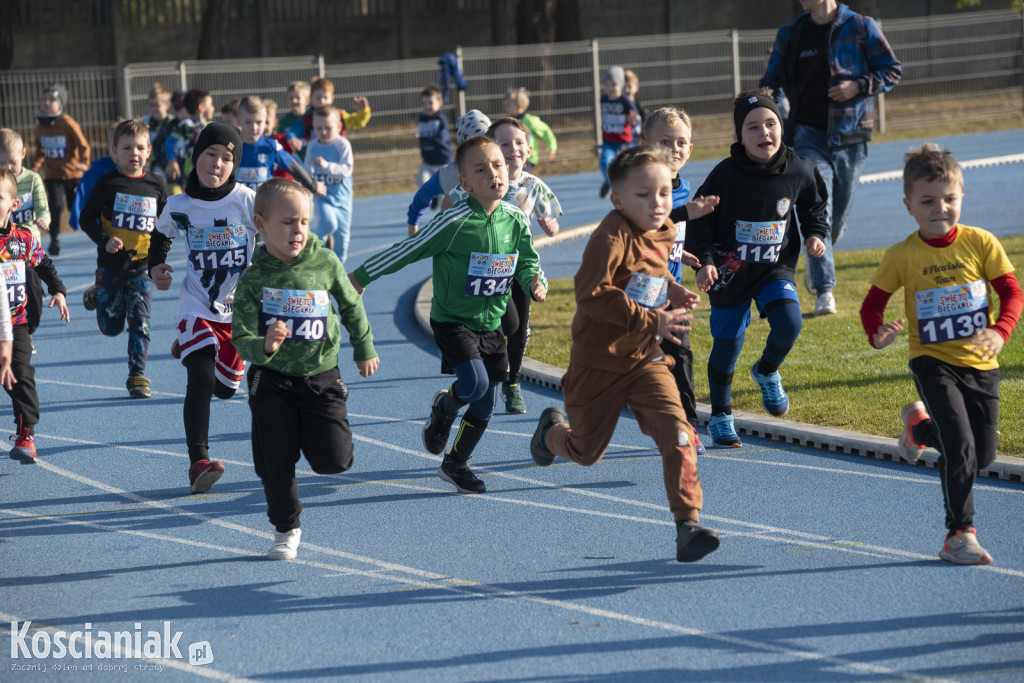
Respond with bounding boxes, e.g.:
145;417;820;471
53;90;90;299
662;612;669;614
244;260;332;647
761;0;901;316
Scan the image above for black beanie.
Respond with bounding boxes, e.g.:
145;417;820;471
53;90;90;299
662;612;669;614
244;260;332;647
733;94;783;141
191;121;242;170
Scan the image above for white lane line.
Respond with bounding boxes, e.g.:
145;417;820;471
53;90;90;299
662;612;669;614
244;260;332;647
0;608;257;682
859;153;1024;184
1;473;947;682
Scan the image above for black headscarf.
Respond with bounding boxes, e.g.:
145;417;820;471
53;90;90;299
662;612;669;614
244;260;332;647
185;122;242;201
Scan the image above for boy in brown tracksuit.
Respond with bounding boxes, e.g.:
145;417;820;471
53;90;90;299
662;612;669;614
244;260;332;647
530;145;719;562
31;83;90;255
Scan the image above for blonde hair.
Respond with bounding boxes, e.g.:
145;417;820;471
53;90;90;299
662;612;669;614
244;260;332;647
642;106;692;142
238;95;266;116
288;81;311;97
903;142;963;196
624;69;639;88
310;77;334;95
0;168;17;196
148;82;171;104
0;128;24;153
254;177;311;219
504;87;530;110
263;99;278;122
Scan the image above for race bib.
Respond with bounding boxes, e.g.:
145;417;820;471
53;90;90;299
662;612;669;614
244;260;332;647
465;252;517;297
916;279;990;344
12;193;34;225
669;221;686;263
186;224;248;271
315;171;346;186
236;166;269;186
41;136;66;159
1;261;27;308
735;220;785;264
624;272;667;309
259;288;330;342
111;192;157;232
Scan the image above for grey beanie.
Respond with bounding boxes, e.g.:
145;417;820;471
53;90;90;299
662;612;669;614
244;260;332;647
603;66;625;90
42;83;68;114
455;110;492;144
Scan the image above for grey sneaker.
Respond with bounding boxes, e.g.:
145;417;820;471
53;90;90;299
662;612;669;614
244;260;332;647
939;528;993;565
268;528;301;560
530;407;565;466
502;383;526;414
675;520;720;562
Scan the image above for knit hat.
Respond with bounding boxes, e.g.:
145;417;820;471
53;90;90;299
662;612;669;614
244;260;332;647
42;83;68;114
603;66;625;90
455;110;492;144
191;121;242;169
733;94;783;141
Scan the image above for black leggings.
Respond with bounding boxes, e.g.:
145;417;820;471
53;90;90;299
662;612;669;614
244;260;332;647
182;346;236;463
500;279;531;385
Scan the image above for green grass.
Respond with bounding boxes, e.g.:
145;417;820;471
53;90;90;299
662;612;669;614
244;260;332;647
529;235;1024;456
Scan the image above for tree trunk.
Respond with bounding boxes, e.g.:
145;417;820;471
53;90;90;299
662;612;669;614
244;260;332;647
492;0;517;46
0;0;14;70
197;0;233;60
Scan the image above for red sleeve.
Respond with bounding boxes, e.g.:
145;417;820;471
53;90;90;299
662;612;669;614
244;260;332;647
990;272;1022;342
860;285;893;346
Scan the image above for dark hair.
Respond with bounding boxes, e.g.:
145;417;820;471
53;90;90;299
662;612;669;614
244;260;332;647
183;89;211;117
112;119;150;146
421;84;443;99
607;145;673;190
455;135;500;176
486;117;529;139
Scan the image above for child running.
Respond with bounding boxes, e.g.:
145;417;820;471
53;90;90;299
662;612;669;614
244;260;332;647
150;122;258;494
0;167;70;461
449;116;562;414
236;96;316;193
233;178;378;561
687;91;828;447
79;119;168;398
861;144;1020;565
597;66;637;199
503;88;557;172
641;107;719;454
529;146;718;563
350;135;547;494
303;105;354;263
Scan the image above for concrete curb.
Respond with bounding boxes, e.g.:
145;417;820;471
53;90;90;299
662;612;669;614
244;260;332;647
411;231;1024;485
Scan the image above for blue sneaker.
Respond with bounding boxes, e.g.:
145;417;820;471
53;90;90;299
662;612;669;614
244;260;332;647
708;413;741;448
750;361;789;416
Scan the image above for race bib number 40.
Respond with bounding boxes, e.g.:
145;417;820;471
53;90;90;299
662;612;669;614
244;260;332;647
12;193;34;225
624;272;667;309
1;261;27;308
112;193;157;232
916;279;990;344
465;252;517;297
259;288;330;342
187;224;248;271
735;220;785;264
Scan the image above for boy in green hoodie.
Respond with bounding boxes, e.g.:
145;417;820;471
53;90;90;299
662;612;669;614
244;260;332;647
232;178;378;561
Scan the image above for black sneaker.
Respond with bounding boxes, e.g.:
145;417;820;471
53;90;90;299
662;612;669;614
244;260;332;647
438;457;486;494
675;520;720;562
83;285;98;311
422;390;457;454
430;196;440;210
48;241;60;257
530;407;565;466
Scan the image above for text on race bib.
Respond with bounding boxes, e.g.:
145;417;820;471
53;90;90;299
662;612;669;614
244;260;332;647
186;224;248;271
111;193;157;232
624;272;667;309
259;288;330;342
916;279;990;344
465;252;517;297
669;221;686;263
12;193;34;225
1;262;27;308
41;136;67;159
735;220;785;264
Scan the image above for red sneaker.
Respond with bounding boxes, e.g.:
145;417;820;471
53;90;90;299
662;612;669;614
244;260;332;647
9;429;37;462
188;459;225;494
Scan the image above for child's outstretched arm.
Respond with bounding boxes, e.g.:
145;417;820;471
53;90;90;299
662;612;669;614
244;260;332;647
331;257;378;373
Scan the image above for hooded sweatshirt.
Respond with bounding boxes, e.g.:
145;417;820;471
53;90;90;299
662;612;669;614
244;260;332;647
232;234;376;377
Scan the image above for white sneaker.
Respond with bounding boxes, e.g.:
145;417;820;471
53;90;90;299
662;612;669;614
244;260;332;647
939;528;993;565
814;291;836;316
268;528;301;560
803;266;817;296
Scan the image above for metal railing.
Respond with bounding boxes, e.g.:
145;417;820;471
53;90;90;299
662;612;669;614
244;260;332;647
0;9;1019;185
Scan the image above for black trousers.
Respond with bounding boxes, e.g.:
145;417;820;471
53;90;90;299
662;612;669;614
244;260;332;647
43;178;79;247
910;355;999;532
248;365;353;533
6;325;38;432
500;278;531;385
660;332;698;425
25;268;43;335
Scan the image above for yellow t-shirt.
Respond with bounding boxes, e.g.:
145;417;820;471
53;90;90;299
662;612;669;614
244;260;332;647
872;225;1014;370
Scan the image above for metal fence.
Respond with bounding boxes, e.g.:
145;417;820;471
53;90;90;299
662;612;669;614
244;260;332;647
0;9;1020;186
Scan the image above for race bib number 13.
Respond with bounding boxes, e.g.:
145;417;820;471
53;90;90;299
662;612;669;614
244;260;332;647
259;288;330;342
1;261;27;308
465;252;517;297
916;279;989;344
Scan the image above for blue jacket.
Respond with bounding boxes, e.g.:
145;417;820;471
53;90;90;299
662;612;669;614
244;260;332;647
759;4;901;148
69;156;117;230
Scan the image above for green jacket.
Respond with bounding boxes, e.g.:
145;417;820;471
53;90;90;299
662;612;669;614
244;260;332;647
521;113;557;166
232;235;376;377
352;196;546;332
15;168;50;240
